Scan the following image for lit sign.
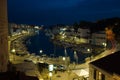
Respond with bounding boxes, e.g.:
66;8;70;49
49;64;54;71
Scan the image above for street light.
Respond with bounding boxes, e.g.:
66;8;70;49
102;42;107;50
11;48;15;53
49;72;52;80
87;48;90;52
102;42;107;47
63;57;66;61
11;48;16;61
63;57;66;65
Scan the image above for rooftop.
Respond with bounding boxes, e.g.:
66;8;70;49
90;51;120;75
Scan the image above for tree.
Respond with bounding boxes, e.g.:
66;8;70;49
73;22;79;32
112;24;120;43
105;26;116;49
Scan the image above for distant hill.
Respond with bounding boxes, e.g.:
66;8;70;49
78;17;120;33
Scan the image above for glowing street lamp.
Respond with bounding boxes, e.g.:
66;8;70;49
87;49;90;52
63;57;66;61
102;42;107;47
11;48;16;61
63;57;66;65
49;72;52;80
11;48;15;53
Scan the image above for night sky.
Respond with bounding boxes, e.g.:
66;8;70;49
8;0;120;26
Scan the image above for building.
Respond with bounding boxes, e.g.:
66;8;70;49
8;23;21;36
89;51;120;80
77;28;90;38
91;31;106;47
0;0;8;72
76;28;91;44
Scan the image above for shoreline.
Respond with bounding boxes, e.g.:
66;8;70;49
16;33;37;55
9;33;37;62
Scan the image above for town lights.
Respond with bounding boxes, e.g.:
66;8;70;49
11;48;15;53
49;72;52;80
63;57;66;61
11;48;16;61
87;49;90;52
102;43;107;47
40;50;43;54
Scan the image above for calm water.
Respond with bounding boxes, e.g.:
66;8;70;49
26;30;89;63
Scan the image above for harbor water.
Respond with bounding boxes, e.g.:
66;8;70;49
26;30;90;63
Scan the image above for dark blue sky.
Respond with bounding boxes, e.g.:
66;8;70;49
8;0;120;25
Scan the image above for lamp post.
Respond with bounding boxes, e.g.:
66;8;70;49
63;57;66;65
11;48;16;61
49;72;52;80
102;42;107;50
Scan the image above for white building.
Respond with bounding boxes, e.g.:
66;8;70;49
91;31;107;47
77;28;90;38
76;28;91;44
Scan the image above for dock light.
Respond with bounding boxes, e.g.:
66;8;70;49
49;72;52;80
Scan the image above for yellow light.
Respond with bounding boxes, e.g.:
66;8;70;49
102;43;107;46
11;49;15;53
87;49;90;52
49;72;52;77
63;57;66;61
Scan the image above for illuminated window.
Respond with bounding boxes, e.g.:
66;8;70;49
98;72;102;80
98;72;105;80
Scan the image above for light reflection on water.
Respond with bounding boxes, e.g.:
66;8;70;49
26;30;90;63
